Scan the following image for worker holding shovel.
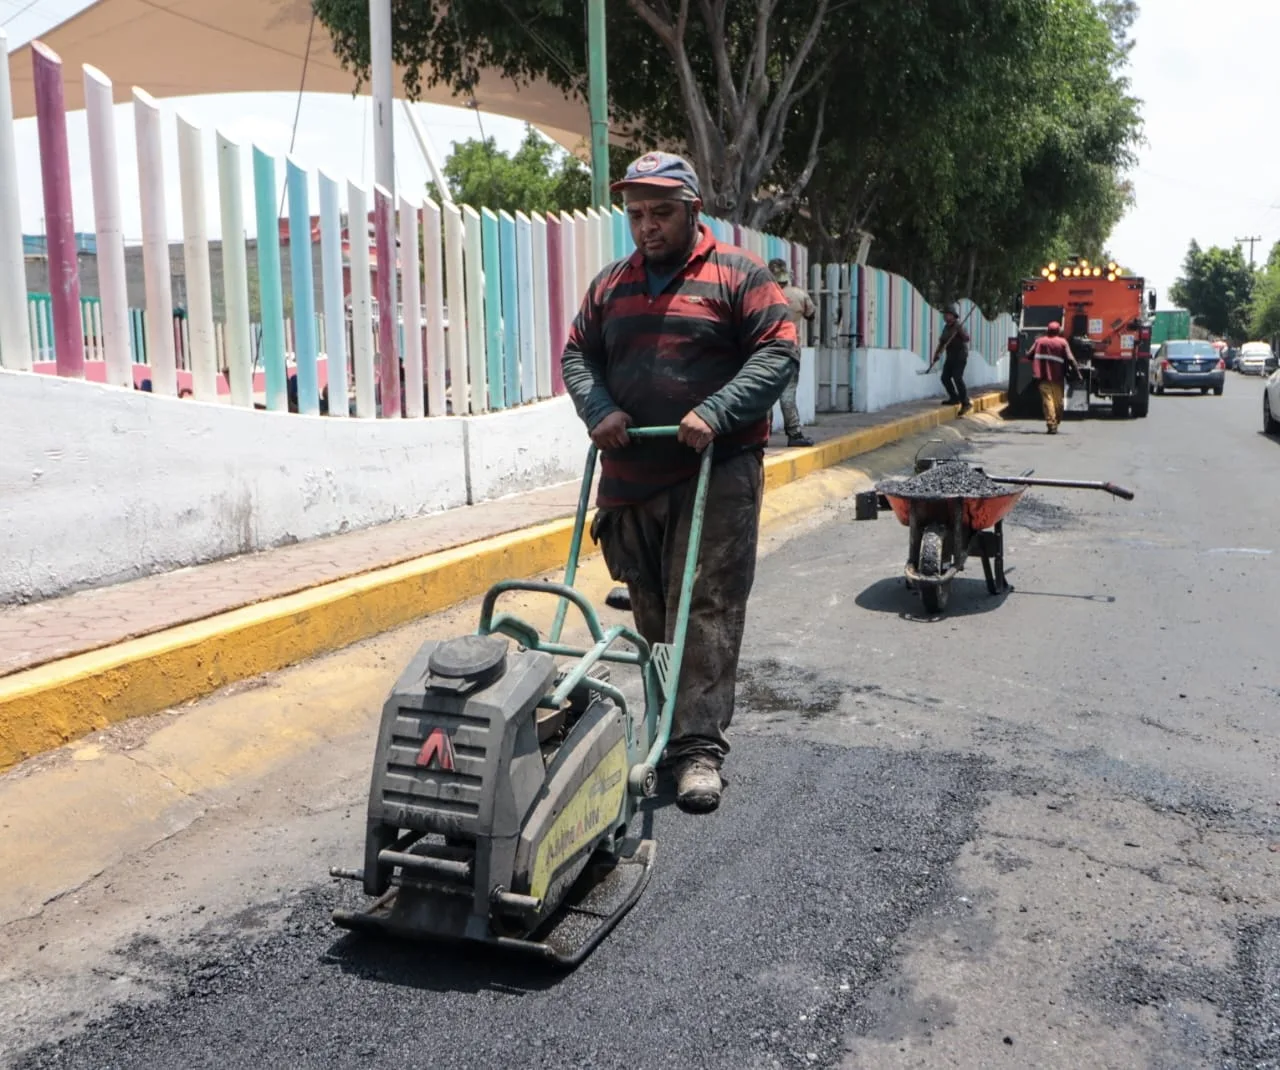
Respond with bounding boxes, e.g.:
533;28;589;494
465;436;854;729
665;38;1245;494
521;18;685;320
925;306;972;414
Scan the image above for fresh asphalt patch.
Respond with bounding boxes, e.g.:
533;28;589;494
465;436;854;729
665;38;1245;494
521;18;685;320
15;738;990;1070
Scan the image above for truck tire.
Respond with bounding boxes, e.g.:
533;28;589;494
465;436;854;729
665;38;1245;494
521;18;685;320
1132;388;1150;418
1112;397;1131;418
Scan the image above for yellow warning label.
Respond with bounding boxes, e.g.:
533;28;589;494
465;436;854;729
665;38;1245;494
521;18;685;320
529;740;627;901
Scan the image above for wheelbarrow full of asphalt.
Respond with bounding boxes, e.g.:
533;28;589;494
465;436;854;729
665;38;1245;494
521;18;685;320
855;455;1135;616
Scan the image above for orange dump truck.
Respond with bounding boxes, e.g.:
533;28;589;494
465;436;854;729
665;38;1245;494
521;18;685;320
1007;260;1157;420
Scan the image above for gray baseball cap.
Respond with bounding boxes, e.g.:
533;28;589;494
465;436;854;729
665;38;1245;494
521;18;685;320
612;152;701;201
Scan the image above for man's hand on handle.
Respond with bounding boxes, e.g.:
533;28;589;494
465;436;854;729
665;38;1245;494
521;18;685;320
590;410;633;451
678;411;716;452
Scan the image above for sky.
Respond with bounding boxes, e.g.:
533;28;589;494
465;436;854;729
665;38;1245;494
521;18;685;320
1106;0;1280;300
2;0;1277;302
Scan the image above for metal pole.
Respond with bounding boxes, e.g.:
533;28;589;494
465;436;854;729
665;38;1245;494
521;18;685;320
370;0;394;198
368;0;398;388
400;99;452;206
587;0;609;208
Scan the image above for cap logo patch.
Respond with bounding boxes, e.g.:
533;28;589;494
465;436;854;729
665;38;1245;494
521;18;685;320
634;153;661;173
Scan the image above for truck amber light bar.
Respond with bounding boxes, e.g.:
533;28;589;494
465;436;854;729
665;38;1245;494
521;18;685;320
1038;260;1122;282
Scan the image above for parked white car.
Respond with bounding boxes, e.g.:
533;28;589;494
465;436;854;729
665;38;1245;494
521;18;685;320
1265;367;1280;435
1237;341;1276;376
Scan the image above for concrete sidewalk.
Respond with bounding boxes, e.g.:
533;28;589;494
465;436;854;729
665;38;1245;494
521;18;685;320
0;391;1004;769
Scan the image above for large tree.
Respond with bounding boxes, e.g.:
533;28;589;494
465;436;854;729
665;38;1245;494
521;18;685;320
786;0;1139;311
313;0;1141;312
1170;241;1255;342
313;0;836;227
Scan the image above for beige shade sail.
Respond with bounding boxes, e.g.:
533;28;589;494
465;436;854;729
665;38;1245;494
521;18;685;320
4;0;611;154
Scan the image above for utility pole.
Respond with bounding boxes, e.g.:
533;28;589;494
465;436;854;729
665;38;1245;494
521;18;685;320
587;0;609;208
1236;234;1261;268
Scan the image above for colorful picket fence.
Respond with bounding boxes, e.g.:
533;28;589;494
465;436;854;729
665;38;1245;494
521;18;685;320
852;265;1016;365
0;38;809;419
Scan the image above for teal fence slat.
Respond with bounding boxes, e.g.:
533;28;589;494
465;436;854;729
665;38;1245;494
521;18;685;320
252;147;288;411
481;209;505;410
498;211;520;407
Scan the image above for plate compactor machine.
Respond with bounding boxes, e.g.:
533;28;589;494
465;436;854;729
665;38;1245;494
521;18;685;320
331;428;709;966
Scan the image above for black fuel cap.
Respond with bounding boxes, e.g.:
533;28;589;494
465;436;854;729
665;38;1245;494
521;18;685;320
427;634;509;688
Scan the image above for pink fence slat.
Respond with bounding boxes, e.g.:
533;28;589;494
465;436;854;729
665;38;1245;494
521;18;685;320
546;213;565;395
31;42;83;379
373;185;401;418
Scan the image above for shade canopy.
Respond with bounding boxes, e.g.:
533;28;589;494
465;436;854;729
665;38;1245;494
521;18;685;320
5;0;601;153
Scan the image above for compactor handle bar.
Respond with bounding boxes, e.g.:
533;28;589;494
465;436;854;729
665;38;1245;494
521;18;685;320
549;425;713;644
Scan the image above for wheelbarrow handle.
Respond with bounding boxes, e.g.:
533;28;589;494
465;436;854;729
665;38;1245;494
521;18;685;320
990;475;1135;501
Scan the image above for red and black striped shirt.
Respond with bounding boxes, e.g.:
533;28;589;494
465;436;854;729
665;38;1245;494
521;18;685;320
560;225;799;507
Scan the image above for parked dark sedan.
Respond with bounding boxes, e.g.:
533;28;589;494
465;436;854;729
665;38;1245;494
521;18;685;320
1152;340;1225;395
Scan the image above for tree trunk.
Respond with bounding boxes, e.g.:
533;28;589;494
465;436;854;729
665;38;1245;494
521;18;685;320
625;0;833;229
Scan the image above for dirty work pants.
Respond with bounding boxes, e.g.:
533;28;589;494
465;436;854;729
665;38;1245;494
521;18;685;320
591;450;764;767
1038;379;1064;430
941;354;968;405
779;362;803;438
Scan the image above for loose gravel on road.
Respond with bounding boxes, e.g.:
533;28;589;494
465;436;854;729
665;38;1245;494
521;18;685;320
877;461;1011;500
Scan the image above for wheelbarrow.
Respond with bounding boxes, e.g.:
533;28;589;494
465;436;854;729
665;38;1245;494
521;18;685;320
859;459;1135;615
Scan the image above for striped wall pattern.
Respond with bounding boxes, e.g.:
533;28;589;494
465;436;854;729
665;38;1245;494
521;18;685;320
0;40;809;418
853;265;1016;366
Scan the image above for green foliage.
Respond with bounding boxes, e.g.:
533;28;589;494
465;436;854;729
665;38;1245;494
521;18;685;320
312;0;1142;314
788;0;1140;314
1170;241;1255;342
1248;241;1280;340
311;0;838;222
442;125;594;215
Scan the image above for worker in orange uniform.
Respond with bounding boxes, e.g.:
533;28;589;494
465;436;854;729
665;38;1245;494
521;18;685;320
1029;321;1079;434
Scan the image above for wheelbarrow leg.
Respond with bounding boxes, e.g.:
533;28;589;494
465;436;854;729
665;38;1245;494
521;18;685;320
979;534;998;595
976;522;1010;596
993;521;1008;592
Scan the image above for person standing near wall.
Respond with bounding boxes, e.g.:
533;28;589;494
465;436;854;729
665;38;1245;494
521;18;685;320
929;307;971;414
768;258;816;447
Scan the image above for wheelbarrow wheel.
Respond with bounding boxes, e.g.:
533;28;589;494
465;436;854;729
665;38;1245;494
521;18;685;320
919;525;949;615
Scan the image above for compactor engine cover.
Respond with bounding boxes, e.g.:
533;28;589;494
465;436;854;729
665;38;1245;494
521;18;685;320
353;634;631;949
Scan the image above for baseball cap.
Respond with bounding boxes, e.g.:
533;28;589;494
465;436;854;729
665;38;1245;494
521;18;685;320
611;152;701;200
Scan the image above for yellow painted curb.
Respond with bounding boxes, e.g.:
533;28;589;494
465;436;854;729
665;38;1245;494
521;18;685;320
0;393;1006;771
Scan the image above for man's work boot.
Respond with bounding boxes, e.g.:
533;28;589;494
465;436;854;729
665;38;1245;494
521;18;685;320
675;757;723;814
605;586;632;612
959;400;972;415
939;398;956;406
786;432;815;448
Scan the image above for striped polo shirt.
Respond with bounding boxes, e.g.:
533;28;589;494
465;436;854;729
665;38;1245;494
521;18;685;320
562;225;798;507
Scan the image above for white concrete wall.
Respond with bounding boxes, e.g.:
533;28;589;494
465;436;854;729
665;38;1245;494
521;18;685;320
771;347;818;432
0;370;470;603
461;394;589;503
852;348;1009;413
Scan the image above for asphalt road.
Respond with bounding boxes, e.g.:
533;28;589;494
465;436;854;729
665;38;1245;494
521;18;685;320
6;374;1280;1070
